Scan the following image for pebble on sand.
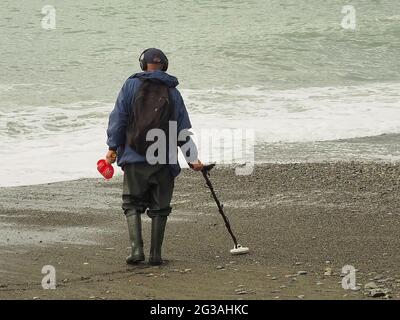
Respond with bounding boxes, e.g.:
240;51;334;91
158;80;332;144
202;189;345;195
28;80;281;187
373;274;384;281
364;282;378;290
324;267;332;276
235;290;248;295
369;289;386;298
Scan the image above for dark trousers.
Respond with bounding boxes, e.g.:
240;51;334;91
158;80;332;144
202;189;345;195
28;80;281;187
122;163;174;217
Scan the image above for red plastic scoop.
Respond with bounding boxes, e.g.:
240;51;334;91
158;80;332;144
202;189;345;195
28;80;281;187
97;159;114;180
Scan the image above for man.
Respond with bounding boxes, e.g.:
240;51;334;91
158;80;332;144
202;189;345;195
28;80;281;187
106;48;203;266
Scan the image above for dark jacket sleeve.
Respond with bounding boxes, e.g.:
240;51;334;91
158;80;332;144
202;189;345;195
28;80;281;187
173;89;198;161
106;79;136;151
174;89;192;132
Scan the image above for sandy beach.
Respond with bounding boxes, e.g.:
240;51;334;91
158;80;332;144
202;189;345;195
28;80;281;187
0;162;399;300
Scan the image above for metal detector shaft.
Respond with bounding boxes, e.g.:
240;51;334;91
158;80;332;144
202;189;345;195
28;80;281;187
201;168;239;248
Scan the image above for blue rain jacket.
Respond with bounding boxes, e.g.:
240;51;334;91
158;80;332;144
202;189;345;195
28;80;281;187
106;71;193;177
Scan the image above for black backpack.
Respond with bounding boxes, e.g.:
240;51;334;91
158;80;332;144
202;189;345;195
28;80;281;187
126;79;174;156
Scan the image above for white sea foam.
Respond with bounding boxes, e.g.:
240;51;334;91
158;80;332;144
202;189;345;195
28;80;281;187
1;82;400;186
182;82;400;142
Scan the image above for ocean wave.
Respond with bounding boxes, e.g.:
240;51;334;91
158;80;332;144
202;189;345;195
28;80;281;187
1;83;400;186
332;133;400;144
1;82;400;145
0;101;111;140
182;82;400;143
376;15;400;22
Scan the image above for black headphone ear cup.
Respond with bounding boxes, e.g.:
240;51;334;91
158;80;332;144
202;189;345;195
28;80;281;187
139;49;148;71
140;60;147;71
162;60;168;72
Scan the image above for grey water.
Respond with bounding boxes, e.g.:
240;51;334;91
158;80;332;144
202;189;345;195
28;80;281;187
1;0;400;185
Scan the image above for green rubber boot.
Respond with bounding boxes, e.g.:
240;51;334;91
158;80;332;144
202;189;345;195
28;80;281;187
126;210;145;265
149;215;167;266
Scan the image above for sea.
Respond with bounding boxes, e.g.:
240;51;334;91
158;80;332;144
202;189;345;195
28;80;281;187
1;0;400;186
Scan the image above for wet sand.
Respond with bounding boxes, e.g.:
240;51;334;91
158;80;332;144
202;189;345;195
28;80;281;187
1;162;400;300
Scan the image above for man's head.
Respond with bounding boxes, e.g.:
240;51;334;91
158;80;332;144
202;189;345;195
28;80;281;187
139;48;169;72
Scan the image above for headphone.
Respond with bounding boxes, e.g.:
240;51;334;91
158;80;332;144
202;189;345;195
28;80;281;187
139;48;169;72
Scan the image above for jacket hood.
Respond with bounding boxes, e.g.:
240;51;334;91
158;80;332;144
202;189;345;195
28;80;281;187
131;71;179;88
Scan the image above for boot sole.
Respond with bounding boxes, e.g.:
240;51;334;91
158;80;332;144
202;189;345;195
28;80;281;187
148;259;166;266
126;256;145;265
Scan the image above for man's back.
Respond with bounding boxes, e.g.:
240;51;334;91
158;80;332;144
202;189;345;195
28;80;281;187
106;70;192;176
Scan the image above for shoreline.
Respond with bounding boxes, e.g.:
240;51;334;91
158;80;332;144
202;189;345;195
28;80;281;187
1;162;399;299
2;159;400;189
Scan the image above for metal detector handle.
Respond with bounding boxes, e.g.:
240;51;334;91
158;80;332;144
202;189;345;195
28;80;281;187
202;163;216;173
188;162;215;172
